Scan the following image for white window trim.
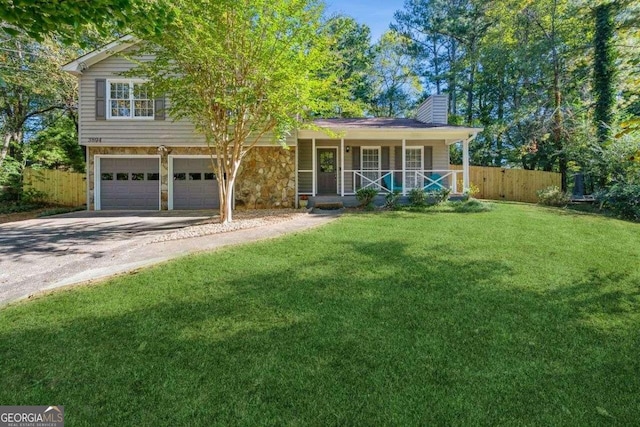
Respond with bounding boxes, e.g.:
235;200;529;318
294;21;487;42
405;146;423;170
361;146;381;172
94;155;161;211
404;146;423;190
360;146;381;190
106;79;154;120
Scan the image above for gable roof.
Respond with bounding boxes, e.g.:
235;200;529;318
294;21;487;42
62;35;137;76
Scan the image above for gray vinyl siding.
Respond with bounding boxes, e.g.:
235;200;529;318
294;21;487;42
78;46;294;147
416;95;448;125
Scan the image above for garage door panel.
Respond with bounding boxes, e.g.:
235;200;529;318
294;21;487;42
173;158;220;209
100;158;159;210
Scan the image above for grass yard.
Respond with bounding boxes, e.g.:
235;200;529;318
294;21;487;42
0;203;639;425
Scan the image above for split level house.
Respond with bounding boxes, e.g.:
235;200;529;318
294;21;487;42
63;36;482;211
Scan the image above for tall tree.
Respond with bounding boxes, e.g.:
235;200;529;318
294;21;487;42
324;15;373;117
132;0;341;223
368;31;422;117
0;29;78;172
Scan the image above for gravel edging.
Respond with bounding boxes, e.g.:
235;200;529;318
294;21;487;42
148;209;310;243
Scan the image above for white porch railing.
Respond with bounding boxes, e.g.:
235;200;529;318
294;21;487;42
343;169;462;196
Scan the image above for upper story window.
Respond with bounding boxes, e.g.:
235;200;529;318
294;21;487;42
107;80;154;119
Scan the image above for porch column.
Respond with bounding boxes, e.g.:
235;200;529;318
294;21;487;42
401;138;406;196
462;138;470;191
312;138;316;196
295;139;299;208
340;138;345;197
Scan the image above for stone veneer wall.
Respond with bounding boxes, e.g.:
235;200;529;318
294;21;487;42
87;146;296;210
236;147;296;209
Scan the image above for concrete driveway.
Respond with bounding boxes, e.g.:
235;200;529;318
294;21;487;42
0;210;335;306
0;210;213;305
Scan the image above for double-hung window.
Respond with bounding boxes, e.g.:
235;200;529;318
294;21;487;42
107;80;154;119
404;147;423;189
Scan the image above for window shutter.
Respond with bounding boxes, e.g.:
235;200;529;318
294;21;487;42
154;96;165;121
352;146;360;169
424;146;433;171
352;146;360;189
394;146;403;185
381;147;390;170
95;79;106;120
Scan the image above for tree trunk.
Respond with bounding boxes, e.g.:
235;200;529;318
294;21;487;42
495;72;505;167
216;153;241;224
593;3;617;145
0;133;11;170
449;38;457;116
433;37;441;94
466;63;475;125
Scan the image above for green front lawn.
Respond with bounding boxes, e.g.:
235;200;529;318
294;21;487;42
1;203;639;425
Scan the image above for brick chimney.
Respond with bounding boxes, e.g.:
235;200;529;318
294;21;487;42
416;94;448;125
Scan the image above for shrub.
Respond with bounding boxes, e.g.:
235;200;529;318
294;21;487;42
595;183;640;221
384;190;401;209
537;186;570;207
428;188;451;205
355;187;379;208
408;188;427;206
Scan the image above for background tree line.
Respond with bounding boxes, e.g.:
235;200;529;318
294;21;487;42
389;0;639;194
1;0;638;219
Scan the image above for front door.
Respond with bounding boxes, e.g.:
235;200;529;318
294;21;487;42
317;148;337;194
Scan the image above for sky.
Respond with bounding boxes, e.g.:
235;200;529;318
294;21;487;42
324;0;406;42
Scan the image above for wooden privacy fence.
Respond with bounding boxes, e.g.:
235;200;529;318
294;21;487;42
23;168;86;206
450;165;561;203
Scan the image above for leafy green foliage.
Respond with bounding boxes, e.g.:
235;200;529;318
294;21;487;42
131;0;343;222
29;116;84;172
368;31;421;117
0;28;81;200
321;15;373;117
383;190;401;209
408;187;427;206
427;187;451;205
355;187;378;208
537;186;571;207
392;0;639;193
595;183;640;221
0;0;172;43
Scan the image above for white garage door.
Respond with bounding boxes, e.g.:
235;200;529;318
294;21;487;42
100;158;160;210
172;158;220;209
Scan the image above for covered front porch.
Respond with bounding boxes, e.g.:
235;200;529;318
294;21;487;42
296;136;473;198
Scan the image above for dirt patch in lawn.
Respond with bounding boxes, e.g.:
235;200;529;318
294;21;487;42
0;209;51;225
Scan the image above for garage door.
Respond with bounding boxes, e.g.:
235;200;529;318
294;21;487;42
100;158;160;210
172;158;219;209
